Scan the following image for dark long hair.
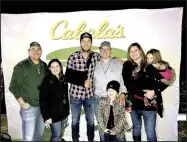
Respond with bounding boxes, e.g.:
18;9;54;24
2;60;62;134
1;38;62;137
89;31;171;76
127;42;146;72
127;42;146;64
47;59;63;78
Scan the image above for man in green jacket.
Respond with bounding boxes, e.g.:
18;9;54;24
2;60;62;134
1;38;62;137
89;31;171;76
9;42;47;141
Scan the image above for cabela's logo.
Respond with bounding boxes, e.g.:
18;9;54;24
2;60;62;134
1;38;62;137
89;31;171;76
50;20;124;40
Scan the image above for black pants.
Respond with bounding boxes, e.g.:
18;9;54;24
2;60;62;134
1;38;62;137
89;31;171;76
104;133;118;142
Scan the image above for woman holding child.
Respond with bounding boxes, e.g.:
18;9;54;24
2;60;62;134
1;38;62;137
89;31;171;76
122;43;176;141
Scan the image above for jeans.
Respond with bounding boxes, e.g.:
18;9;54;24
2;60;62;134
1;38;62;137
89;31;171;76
94;95;101;122
70;96;95;141
131;110;157;141
20;106;45;141
50;117;68;141
94;95;105;142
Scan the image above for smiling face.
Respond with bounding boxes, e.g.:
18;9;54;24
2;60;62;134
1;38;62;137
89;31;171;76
28;46;42;61
49;61;61;77
100;46;111;59
80;37;92;52
129;46;141;62
146;53;154;64
107;88;117;100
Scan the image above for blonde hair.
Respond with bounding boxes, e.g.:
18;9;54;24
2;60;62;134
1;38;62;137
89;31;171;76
127;42;146;64
146;49;170;68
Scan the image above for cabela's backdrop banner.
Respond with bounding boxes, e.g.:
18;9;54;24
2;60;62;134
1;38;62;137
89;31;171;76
1;8;183;141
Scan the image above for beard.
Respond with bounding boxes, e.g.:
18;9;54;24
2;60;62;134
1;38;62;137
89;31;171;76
81;46;91;53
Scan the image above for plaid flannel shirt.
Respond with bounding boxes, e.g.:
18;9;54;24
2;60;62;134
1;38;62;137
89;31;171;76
67;50;100;100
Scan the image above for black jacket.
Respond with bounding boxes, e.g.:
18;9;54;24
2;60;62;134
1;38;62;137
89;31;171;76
39;74;69;123
65;52;96;86
122;60;168;117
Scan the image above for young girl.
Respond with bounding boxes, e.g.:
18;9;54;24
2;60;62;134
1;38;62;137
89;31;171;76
144;48;176;107
97;80;130;142
39;59;69;141
146;49;176;83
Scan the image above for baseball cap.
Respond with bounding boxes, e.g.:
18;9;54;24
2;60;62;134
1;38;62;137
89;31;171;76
80;32;92;42
99;41;111;49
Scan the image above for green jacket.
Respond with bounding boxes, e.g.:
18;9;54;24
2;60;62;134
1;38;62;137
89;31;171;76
9;58;47;107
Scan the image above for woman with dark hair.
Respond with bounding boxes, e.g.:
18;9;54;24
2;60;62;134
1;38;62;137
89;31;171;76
122;43;174;141
39;59;69;141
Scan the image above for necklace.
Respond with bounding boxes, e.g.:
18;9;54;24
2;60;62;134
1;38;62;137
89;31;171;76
101;59;112;75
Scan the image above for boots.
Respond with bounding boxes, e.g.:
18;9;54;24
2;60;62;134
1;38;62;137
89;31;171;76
61;138;65;142
133;136;141;141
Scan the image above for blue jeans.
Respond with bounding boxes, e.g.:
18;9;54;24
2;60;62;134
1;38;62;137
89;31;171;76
94;95;105;142
20;106;45;141
50;117;68;141
70;96;95;141
131;110;157;141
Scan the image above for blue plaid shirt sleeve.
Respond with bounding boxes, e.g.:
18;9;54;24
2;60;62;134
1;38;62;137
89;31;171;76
67;55;75;70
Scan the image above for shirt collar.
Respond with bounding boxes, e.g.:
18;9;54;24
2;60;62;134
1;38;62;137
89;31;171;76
78;50;93;59
28;57;44;66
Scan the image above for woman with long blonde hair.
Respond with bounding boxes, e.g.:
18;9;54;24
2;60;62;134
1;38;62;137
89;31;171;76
146;48;176;85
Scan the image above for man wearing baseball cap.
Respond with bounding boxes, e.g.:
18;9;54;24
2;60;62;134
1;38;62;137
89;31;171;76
9;42;48;141
93;41;128;141
65;32;100;141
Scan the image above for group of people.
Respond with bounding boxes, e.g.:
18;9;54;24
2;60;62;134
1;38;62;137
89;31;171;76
9;32;176;142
